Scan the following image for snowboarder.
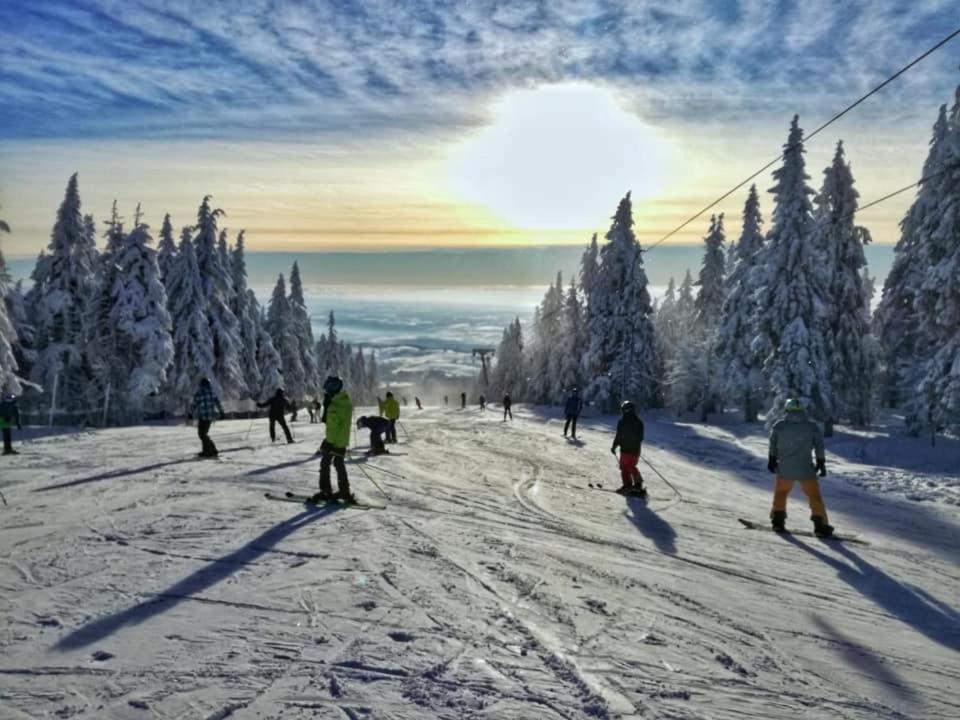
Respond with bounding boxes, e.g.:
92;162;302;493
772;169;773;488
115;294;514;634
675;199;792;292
768;398;833;537
1;393;22;456
257;388;295;444
479;394;486;411
611;401;645;496
315;376;353;502
357;415;390;455
563;388;583;439
415;396;423;410
461;392;466;410
191;378;225;458
503;393;513;421
380;391;400;443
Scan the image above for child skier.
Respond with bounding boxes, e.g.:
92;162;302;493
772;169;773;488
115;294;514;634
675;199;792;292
1;393;22;456
315;376;353;502
768;398;833;537
611;400;645;496
257;388;294;444
191;378;225;458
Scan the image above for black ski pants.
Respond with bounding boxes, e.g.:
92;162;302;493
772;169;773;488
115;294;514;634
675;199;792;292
197;420;218;456
387;419;398;443
319;446;349;496
2;427;13;453
563;414;579;437
503;407;512;421
369;429;386;453
269;415;294;443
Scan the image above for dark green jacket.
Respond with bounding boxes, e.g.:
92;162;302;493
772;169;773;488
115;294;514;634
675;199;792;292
769;413;825;481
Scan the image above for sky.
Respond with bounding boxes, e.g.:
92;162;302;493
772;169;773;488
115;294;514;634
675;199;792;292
1;0;958;258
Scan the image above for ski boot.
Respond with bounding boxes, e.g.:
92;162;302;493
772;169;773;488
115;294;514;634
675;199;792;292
770;510;787;533
812;516;835;538
614;485;631;495
310;489;336;504
338;489;357;504
629;485;648;499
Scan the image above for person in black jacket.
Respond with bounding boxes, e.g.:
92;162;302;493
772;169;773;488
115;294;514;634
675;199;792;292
563;388;583;439
611;400;645;496
258;388;295;444
502;393;513;421
1;393;22;456
357;415;391;455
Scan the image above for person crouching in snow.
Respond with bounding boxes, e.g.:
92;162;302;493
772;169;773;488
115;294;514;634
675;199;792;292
357;415;390;455
768;398;833;537
611;400;646;497
315;375;353;502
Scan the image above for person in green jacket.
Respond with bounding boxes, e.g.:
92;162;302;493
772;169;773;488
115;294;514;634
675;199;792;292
315;375;354;502
379;391;400;443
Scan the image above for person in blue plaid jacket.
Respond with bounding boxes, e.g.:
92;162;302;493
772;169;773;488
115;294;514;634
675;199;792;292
191;378;225;457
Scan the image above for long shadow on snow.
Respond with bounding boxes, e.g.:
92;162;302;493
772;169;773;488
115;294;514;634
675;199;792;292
782;534;960;653
244;454;318;477
623;496;677;554
55;505;340;651
34;446;255;492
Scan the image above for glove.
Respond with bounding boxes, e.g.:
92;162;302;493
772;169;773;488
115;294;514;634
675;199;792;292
767;455;777;473
816;458;826;477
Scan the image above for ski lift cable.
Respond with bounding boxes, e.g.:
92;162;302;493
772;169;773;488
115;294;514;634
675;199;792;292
644;24;960;254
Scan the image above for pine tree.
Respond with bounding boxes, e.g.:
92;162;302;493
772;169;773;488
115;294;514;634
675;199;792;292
528;272;564;403
288;261;319;398
716;186;766;421
814;141;877;426
0;209;24;395
266;274;303;396
753;116;832;420
157;214;176;283
230;231;263;400
256;302;283;397
555;279;585;396
317;310;341;378
492;317;525;399
686;214;727;420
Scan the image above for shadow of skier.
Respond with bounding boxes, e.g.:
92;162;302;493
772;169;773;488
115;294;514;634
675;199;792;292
244;454;318;476
623;496;677;555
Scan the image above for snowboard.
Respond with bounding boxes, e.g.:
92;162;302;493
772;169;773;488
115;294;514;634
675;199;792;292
264;491;385;510
737;518;867;545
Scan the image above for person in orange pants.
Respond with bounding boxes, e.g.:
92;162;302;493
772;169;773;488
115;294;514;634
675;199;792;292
611;400;646;497
768;398;833;536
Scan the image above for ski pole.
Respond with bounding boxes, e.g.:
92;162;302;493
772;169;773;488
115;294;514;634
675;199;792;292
358;463;405;480
399;421;410;439
354;461;391;501
640;455;682;499
243;415;255;443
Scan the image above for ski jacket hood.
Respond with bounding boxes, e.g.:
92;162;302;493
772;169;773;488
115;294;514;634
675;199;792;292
324;390;353;449
769;413;825;481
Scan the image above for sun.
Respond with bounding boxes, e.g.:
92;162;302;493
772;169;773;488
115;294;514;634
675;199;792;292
446;82;672;232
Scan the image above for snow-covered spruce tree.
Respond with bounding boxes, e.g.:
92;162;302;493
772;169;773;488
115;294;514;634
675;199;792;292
528;272;563;403
914;88;960;436
753;116;832;421
492;317;525;400
813;141;877;426
716;186;766;421
0;211;24;395
193;196;244;399
583;192;658;411
165;235;215;410
554;279;585;397
157;214;176;283
365;348;379;401
30;173;100;417
107;206;173;416
5;280;35;381
875;102;951;417
288;261;319;398
229;231;263;400
316;310;342;378
256;303;283;396
351;346;369;404
218;229;235;305
266;274;304;397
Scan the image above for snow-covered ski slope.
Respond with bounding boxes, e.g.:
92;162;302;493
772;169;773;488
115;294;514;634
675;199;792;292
1;408;958;719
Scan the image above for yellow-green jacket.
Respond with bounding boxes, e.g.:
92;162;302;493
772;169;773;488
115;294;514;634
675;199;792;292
381;396;400;421
325;391;353;448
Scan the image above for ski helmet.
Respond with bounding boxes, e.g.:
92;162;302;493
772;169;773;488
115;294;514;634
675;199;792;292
620;400;635;413
323;375;343;394
784;397;803;413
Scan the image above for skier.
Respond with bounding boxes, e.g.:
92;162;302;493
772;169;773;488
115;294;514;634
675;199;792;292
289;398;299;422
460;392;466;409
357;415;390;455
768;398;833;537
415;396;423;410
502;392;513;421
610;401;645;496
257;388;294;444
479;394;486;411
191;378;225;458
315;375;354;502
444;395;448;407
380;391;400;443
1;393;22;456
311;397;322;423
563;388;583;439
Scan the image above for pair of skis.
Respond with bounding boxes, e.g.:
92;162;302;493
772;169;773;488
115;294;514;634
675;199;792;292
264;490;386;511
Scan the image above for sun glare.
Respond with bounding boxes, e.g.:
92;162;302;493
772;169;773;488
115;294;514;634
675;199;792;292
446;83;672;232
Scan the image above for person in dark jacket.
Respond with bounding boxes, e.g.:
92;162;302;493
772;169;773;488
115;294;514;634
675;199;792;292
611;400;645;496
289;398;299;422
1;393;22;456
479;394;486;411
311;397;322;423
357;415;391;455
191;378;225;458
563;388;583;439
502;393;513;421
257;388;294;444
461;392;467;410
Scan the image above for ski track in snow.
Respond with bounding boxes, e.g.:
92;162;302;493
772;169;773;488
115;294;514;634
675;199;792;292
1;409;959;719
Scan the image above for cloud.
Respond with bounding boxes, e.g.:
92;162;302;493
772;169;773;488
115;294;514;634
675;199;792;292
0;0;956;140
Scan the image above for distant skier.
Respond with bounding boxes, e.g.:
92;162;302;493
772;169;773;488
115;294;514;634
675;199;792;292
191;378;225;458
768;398;832;537
444;395;448;407
415;396;423;410
461;392;466;410
402;396;409;407
611;400;645;496
357;415;390;455
380;391;400;443
479;394;486;411
257;388;294;444
1;393;22;456
563;388;583;439
315;376;354;502
289;398;299;422
312;397;322;423
502;393;513;421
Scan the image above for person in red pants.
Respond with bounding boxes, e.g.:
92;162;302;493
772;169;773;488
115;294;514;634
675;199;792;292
611;400;646;497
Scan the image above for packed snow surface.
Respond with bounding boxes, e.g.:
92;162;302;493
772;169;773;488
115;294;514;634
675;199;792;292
1;407;958;719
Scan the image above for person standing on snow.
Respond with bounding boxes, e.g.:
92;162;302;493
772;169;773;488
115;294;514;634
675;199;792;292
611;401;645;496
502;392;513;421
357;415;390;455
563;388;583;439
415;396;423;410
444;395;448;407
768;398;833;537
315;375;354;502
479;394;486;411
380;391;400;443
1;393;22;456
257;388;295;444
191;378;225;458
460;392;466;409
311;397;321;423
